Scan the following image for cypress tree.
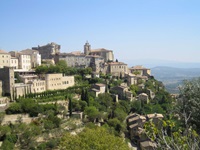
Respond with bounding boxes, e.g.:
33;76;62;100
85;89;89;106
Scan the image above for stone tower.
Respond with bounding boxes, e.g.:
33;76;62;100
84;41;91;55
0;67;14;100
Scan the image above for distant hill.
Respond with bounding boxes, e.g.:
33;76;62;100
151;66;200;94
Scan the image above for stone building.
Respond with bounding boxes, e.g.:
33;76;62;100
106;62;128;77
20;49;41;68
45;73;74;90
84;41;91;55
18;74;46;93
54;42;126;76
13;83;31;98
0;50;11;68
127;113;146;139
10;57;19;69
32;42;60;59
111;85;133;101
129;65;151;76
126;73;137;86
126;73;148;86
84;41;114;62
146;113;164;125
9;51;31;71
91;83;106;97
55;52;104;73
0;67;15;99
55;52;90;68
138;93;149;104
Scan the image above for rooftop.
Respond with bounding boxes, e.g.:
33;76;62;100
108;62;127;65
0;50;9;54
90;48;113;52
140;140;157;148
94;83;106;87
130;65;149;70
147;113;164;119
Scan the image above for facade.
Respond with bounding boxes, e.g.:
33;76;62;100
126;73;137;86
55;52;90;68
32;42;60;59
91;83;106;97
20;49;41;68
13;83;31;98
0;50;11;68
10;51;32;71
45;73;74;90
90;48;114;62
107;62;128;77
29;80;46;93
18;54;31;71
19;74;46;94
84;41;114;62
55;52;104;73
10;57;19;69
127;113;146;139
111;85;133;101
138;93;149;104
0;67;15;99
129;65;151;76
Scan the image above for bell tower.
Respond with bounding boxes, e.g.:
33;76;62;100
84;41;91;55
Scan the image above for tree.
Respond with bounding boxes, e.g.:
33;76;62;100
130;84;139;96
84;106;99;122
144;120;200;150
68;96;72;117
177;78;200;132
59;127;130;150
97;93;113;111
85;89;89;106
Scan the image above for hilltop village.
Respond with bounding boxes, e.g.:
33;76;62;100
0;42;198;149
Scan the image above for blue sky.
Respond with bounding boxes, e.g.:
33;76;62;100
1;0;200;66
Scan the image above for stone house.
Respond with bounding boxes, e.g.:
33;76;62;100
91;83;106;97
9;51;31;71
10;57;19;69
107;62;128;77
129;65;151;76
126;73;138;86
111;85;133;101
147;113;164;125
0;50;11;68
127;113;146;139
138;93;149;104
20;49;41;68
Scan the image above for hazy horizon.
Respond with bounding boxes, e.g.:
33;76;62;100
1;0;200;64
